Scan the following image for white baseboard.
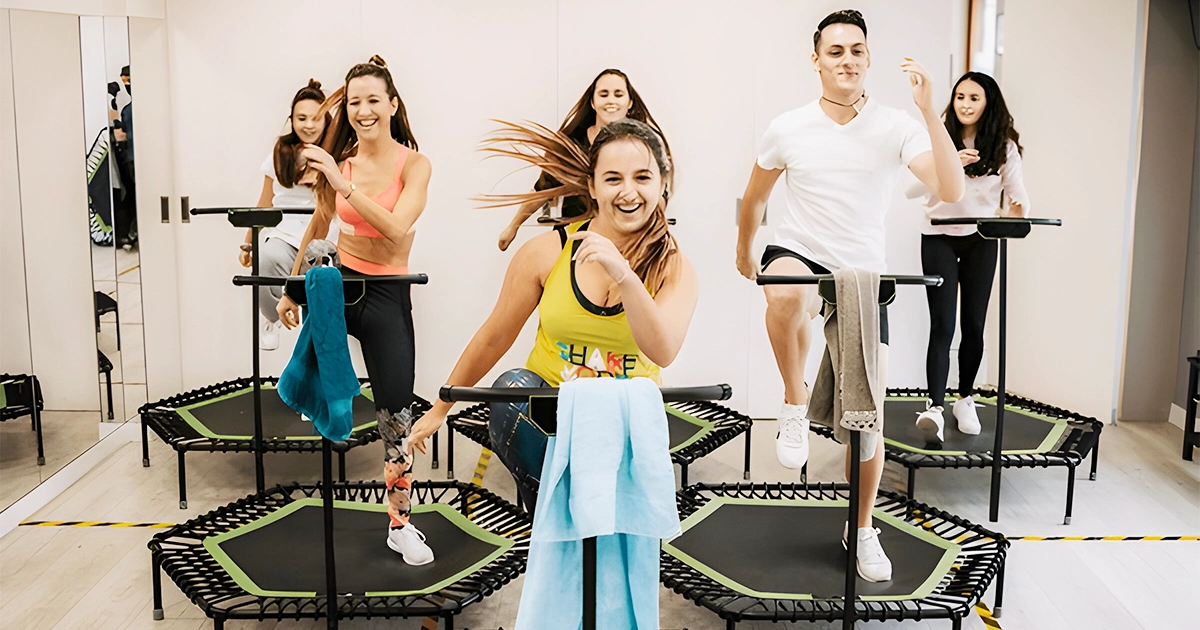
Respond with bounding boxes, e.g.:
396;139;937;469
1169;403;1186;430
0;421;141;539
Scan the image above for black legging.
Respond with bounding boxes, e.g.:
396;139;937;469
922;233;998;407
341;267;415;414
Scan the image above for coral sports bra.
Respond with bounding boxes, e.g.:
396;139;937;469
335;145;407;239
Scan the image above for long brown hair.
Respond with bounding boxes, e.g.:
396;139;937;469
481;118;679;293
273;79;327;188
319;55;418;163
560;68;670;157
942;72;1022;177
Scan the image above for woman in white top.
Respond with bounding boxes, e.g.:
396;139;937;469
913;71;1029;442
237;79;339;350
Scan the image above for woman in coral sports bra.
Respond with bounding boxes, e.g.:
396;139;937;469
276;56;435;566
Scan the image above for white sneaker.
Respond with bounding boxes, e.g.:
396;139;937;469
260;319;280;351
842;523;893;582
387;524;434;566
915;404;945;443
775;403;810;469
953;397;982;435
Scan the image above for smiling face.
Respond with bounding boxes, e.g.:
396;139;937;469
811;22;869;95
345;75;397;141
592;73;632;127
953;79;987;127
588;137;665;234
291;99;325;144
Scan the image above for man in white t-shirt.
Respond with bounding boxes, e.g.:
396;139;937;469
735;9;965;582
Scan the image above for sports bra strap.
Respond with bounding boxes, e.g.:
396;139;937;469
555;224;567;248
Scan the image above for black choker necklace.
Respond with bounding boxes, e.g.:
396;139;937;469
821;92;867;111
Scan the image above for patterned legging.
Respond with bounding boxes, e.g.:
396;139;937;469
378;407;414;529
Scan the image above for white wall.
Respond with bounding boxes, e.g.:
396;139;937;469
79;16;110;151
10;10;100;410
155;0;964;417
1179;57;1200;409
1121;0;1198;421
0;0;163;18
999;0;1146;423
0;9;32;376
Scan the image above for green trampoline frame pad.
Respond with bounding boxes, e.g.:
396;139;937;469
204;499;515;598
174;385;376;441
883;396;1068;456
666;406;714;454
662;497;960;601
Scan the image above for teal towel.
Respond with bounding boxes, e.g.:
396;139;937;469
278;266;360;441
515;377;680;630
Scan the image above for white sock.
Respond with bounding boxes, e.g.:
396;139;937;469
781;402;807;419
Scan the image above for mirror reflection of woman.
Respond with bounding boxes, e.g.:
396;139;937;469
495;69;669;251
911;71;1029;442
276;57;434;565
411;118;697;512
241;80;338;351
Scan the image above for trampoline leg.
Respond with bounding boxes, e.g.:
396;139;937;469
213;619;223;630
1090;433;1100;481
443;615;454;630
994;560;1006;618
177;451;188;510
33;401;45;466
1064;463;1076;526
800;461;808;485
141;419;150;467
447;428;455;480
743;421;752;480
726;619;736;630
952;617;962;630
151;553;164;620
905;466;916;520
105;369;114;420
680;463;689;488
432;431;440;470
337;450;347;482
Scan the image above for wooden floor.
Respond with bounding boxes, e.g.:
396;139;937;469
1;415;1196;629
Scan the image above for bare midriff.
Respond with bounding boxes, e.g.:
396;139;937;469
338;229;414;276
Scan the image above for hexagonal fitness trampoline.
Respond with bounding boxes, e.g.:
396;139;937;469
139;377;433;508
445;399;752;486
661;483;1007;629
148;480;530;629
882;389;1101;524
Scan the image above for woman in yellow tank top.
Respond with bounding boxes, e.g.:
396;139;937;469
409;119;698;501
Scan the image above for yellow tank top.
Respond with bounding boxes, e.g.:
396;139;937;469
525;221;661;387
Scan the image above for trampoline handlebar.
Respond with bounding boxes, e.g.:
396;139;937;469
930;217;1061;226
232;273;430;287
190;206;316;215
756;274;942;287
438;384;732;404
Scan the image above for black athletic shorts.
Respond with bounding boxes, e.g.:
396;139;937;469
760;244;890;345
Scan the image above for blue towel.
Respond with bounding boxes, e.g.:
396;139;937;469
277;266;360;441
515;377;680;630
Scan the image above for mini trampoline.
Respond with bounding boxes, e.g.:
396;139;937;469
444;398;752;486
880;388;1101;524
660;483;1007;629
148;480;531;629
139;377;433;508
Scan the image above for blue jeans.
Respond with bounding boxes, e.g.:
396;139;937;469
488;368;550;512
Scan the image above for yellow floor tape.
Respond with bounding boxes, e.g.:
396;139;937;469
975;602;1003;629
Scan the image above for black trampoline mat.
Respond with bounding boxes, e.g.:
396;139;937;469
177;386;377;440
207;500;512;597
883;397;1067;455
664;500;958;600
666;407;712;453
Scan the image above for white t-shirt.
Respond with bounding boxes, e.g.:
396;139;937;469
259;154;338;248
757;99;932;272
910;138;1029;236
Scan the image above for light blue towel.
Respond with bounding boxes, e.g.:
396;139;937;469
277;266;360;441
515;377;680;630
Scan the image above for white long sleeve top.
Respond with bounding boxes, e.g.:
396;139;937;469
908;138;1030;236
